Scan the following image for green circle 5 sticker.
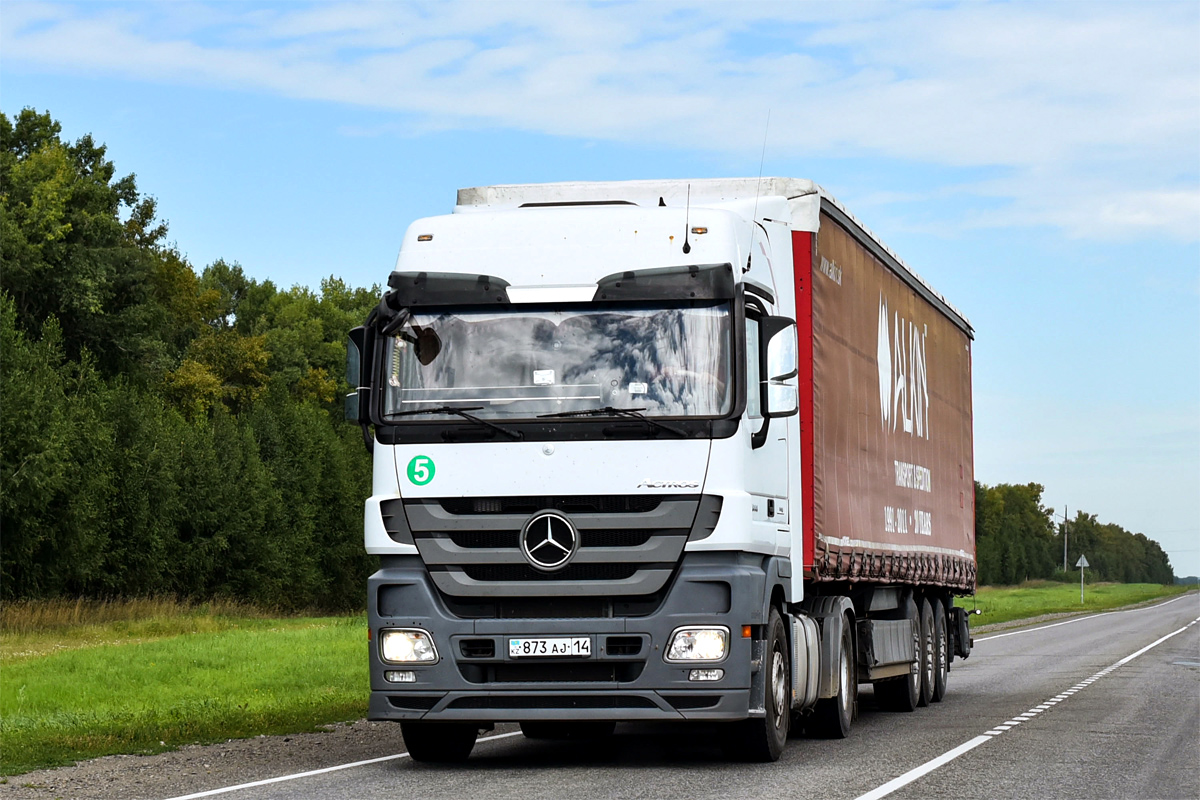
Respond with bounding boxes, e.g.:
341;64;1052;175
406;455;436;486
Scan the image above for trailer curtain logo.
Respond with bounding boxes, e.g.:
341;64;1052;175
877;295;929;439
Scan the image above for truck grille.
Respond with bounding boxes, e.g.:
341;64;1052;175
402;495;717;602
445;529;654;549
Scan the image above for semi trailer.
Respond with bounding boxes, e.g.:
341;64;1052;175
345;178;976;762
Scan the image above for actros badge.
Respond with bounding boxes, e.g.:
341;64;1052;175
520;512;579;572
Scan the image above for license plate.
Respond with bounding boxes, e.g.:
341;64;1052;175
508;637;591;658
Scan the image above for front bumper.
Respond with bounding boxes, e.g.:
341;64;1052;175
367;552;768;722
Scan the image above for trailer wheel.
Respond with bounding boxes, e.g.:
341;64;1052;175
874;594;921;712
725;607;789;761
809;614;856;738
400;722;478;763
931;598;949;703
917;597;935;707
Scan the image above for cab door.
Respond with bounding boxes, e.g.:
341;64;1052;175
744;298;791;539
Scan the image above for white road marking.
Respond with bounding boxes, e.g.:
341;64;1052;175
853;616;1200;800
974;593;1194;642
160;731;524;800
854;736;993;800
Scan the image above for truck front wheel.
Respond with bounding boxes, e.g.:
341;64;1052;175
725;607;789;761
400;722;478;763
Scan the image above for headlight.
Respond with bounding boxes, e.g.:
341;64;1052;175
665;626;729;662
380;629;438;664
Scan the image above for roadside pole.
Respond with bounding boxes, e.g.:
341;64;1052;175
1076;554;1089;603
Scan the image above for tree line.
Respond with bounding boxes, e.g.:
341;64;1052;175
974;483;1174;586
1;109;377;609
0;110;1175;607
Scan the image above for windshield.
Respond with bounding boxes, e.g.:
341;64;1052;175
381;301;732;421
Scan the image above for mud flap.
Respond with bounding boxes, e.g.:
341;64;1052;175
951;606;972;659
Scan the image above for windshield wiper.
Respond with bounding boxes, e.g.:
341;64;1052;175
538;406;688;437
390;406;523;441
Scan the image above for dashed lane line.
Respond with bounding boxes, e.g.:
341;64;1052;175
853;616;1200;800
160;731;524;800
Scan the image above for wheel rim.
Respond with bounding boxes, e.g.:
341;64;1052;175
771;646;787;728
909;629;921;693
839;642;852;717
938;625;948;681
923;624;935;689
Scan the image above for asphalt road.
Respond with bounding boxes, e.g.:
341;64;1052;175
12;595;1199;800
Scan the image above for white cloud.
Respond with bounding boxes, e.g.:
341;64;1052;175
2;1;1197;240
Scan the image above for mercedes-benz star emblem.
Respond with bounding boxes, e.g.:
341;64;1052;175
520;512;578;572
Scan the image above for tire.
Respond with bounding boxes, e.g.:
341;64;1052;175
874;594;921;712
725;607;789;761
520;721;616;740
809;614;856;738
917;597;935;707
400;722;478;763
931;598;949;703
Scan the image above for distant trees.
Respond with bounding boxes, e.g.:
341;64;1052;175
975;482;1175;586
1060;511;1174;586
974;483;1058;585
1;109;378;609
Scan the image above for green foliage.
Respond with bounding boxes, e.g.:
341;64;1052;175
975;481;1175;586
1;109;177;381
1;109;378;610
975;482;1058;585
1057;511;1175;586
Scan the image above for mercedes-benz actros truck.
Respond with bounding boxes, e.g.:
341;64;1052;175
345;178;976;762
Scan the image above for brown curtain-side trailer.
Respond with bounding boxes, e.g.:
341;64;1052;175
794;205;976;593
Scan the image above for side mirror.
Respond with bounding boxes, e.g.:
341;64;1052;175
346;326;366;386
765;382;798;417
345;327;370;424
762;317;798;418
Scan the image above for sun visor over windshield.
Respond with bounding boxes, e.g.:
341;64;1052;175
383;271;511;313
592;263;735;302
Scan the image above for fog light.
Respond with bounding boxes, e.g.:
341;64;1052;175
380;629;438;664
689;668;725;681
385;670;417;683
666;626;729;662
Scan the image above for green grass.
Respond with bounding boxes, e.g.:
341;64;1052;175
1;598;290;663
964;581;1191;627
1;608;367;776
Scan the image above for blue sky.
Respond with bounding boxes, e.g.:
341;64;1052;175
3;1;1198;576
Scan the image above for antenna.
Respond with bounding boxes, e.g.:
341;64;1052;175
682;184;692;254
745;109;771;273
